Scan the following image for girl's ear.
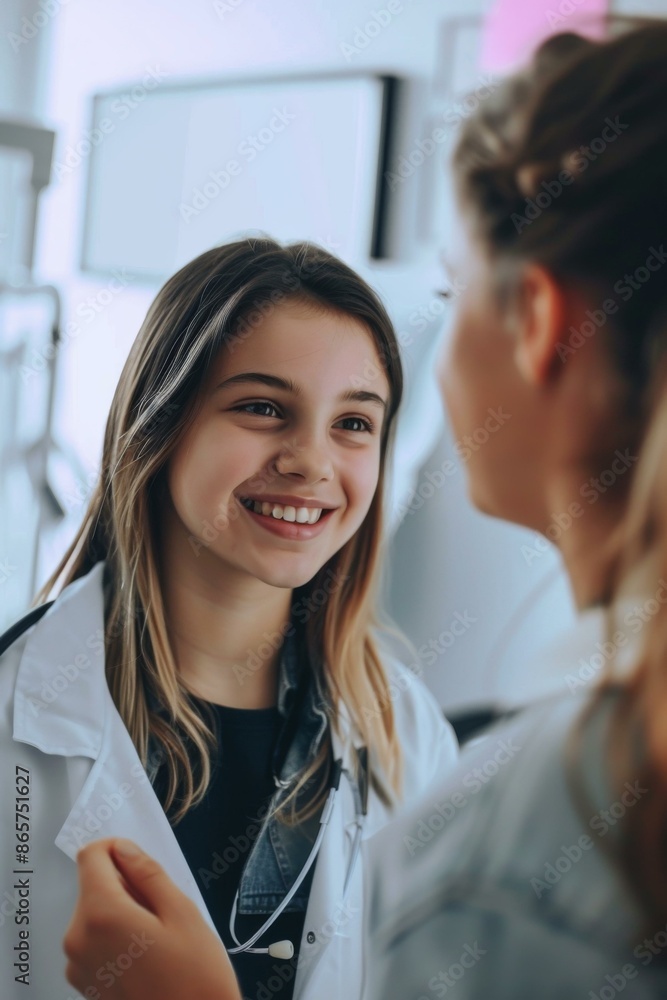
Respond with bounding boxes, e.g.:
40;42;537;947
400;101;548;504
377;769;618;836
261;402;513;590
513;263;567;386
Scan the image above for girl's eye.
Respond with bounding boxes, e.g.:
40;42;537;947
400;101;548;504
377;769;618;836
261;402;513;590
336;416;374;433
234;401;281;418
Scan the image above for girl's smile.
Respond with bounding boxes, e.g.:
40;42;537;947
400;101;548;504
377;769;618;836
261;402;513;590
237;495;337;539
164;298;391;590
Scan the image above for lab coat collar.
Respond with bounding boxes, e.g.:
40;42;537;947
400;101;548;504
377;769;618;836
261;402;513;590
11;559;333;760
10;560;219;932
13;561;108;758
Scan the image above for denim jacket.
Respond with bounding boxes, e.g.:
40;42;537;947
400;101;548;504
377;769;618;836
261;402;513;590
225;622;331;915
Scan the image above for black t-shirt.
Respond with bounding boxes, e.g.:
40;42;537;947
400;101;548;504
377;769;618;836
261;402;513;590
154;701;309;1000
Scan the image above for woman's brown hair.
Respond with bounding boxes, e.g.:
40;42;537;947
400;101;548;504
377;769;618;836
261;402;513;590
451;23;667;931
34;237;404;823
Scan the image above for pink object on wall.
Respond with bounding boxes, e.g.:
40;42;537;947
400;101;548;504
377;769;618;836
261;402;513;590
479;0;609;74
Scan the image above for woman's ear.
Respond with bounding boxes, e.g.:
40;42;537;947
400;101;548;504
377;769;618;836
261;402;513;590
513;264;566;386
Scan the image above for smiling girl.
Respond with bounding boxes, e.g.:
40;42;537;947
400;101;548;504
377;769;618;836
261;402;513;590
0;238;457;1000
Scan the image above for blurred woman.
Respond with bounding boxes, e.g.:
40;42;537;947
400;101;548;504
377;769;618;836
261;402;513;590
369;22;667;999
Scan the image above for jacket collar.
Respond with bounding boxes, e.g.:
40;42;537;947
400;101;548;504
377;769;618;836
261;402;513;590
13;561;108;758
503;591;652;710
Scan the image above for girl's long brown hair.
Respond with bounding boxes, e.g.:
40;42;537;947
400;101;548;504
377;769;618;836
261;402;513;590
452;23;667;931
35;238;404;823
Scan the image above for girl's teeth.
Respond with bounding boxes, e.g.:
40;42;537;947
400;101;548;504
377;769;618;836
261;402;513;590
243;499;325;523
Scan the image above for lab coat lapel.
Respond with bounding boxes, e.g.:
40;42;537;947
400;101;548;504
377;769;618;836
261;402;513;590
293;718;365;1000
13;562;108;757
12;560;218;933
53;697;218;932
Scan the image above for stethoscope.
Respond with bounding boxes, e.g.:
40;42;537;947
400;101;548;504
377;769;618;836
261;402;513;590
227;751;368;960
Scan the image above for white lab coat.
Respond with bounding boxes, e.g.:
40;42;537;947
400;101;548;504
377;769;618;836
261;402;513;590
0;561;458;1000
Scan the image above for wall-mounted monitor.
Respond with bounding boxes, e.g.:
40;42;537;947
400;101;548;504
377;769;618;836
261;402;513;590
81;72;399;282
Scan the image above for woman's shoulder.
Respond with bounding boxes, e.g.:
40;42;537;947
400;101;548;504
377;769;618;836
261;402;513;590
368;688;643;964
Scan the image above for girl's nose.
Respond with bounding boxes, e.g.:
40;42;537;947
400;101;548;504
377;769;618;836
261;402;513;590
272;434;334;483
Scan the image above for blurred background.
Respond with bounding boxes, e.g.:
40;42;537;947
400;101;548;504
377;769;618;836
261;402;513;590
2;0;663;727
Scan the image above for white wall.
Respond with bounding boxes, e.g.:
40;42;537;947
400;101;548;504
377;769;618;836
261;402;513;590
34;0;490;489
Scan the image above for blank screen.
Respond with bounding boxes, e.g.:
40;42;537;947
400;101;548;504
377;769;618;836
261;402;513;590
82;74;395;280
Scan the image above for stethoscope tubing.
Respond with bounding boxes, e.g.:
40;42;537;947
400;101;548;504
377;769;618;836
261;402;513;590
228;758;364;956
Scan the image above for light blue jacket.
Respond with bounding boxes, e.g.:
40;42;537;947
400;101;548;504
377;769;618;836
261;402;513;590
366;605;667;1000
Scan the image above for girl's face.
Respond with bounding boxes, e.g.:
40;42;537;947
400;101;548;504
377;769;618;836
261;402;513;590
165;299;391;590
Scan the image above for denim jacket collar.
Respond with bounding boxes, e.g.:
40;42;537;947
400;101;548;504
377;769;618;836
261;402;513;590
238;623;334;914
